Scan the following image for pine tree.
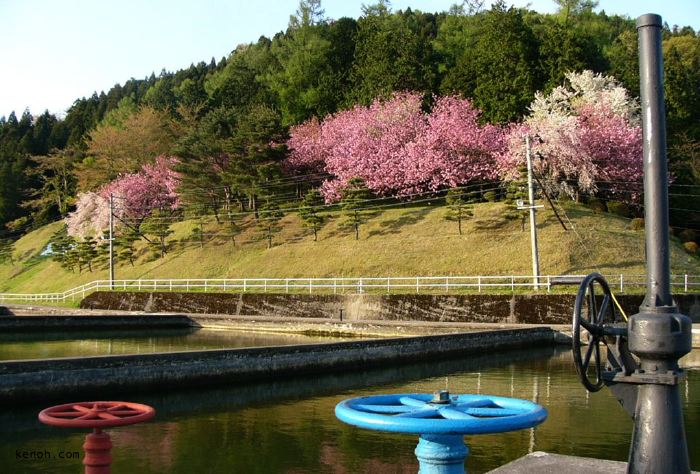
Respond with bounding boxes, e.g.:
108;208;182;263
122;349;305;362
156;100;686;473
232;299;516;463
141;210;174;258
77;236;99;272
224;206;240;246
94;231;111;267
115;231;139;266
503;169;529;231
49;227;77;272
0;239;14;265
340;177;373;240
298;189;325;241
444;188;475;235
257;201;285;249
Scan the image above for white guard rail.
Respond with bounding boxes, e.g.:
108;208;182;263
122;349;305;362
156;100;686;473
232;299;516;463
0;274;698;303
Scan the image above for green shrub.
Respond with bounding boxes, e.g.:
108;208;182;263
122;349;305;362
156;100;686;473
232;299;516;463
483;190;497;202
606;201;630;217
679;229;697;243
683;241;698;255
557;192;573;203
587;197;606;213
629;218;645;231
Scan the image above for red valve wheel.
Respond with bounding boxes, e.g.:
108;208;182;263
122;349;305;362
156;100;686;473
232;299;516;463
39;401;155;429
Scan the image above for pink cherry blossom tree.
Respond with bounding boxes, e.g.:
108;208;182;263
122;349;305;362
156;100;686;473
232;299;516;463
285;117;326;174
66;156;181;238
404;95;506;193
102;155;181;225
286;92;505;201
65;192;110;239
500;71;643;202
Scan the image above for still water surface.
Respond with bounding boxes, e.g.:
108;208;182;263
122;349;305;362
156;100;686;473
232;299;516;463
0;328;353;361
1;344;698;473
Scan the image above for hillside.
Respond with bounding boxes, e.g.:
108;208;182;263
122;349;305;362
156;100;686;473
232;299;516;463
0;201;698;296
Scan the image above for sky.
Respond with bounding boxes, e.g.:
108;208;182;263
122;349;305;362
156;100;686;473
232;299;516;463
1;0;699;119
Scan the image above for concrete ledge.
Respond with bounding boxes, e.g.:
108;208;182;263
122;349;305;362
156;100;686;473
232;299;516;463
80;291;700;323
0;327;556;403
0;315;195;331
488;451;699;473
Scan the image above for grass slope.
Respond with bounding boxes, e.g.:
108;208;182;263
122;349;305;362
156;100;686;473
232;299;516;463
1;202;698;294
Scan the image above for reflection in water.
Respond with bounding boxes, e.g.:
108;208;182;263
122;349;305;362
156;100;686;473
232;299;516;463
0;328;356;361
1;346;698;473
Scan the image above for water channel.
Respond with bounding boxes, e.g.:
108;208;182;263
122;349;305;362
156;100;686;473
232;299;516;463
1;332;698;474
0;328;354;361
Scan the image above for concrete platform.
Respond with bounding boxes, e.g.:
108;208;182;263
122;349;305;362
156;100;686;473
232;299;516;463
488;451;700;473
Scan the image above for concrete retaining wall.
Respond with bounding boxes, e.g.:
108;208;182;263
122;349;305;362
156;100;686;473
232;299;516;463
0;315;194;331
81;292;700;323
0;327;557;403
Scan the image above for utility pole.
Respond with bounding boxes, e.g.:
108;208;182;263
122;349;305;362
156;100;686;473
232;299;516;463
517;136;543;290
109;193;115;290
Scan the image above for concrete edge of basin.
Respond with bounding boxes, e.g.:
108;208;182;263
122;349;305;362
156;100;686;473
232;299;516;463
0;327;559;403
487;451;700;474
0;314;195;331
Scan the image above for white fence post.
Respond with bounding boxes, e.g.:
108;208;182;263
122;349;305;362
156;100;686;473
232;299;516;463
416;277;419;294
309;278;312;294
285;279;289;294
478;276;482;293
685;274;688;293
264;279;267;293
243;279;247;292
333;279;337;295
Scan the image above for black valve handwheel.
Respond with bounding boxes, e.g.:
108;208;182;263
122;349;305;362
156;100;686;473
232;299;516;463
572;273;618;392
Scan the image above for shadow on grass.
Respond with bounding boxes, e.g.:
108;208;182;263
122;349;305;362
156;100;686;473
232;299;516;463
367;207;431;238
473;216;510;231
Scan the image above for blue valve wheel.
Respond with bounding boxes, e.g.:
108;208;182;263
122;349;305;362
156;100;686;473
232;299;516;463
335;393;547;435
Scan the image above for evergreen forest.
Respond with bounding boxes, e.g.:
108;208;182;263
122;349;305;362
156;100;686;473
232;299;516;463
1;0;699;264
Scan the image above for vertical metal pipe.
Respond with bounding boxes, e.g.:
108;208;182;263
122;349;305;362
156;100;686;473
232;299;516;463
108;193;114;290
626;14;692;474
525;136;540;290
637;14;673;310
